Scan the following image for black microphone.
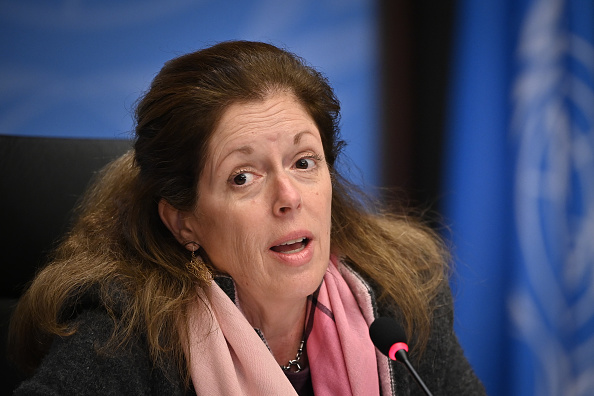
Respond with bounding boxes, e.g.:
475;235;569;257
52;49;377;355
369;317;433;396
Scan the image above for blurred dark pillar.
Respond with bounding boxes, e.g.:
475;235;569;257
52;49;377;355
379;0;456;215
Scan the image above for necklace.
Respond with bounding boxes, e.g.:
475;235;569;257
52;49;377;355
280;288;319;373
280;339;305;373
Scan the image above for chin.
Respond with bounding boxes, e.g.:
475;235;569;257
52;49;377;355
303;259;329;295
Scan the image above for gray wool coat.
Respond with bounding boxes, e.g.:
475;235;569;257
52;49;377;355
14;265;486;396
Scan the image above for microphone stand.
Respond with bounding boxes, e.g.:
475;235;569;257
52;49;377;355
396;349;433;396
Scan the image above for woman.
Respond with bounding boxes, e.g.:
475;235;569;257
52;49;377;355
9;41;485;395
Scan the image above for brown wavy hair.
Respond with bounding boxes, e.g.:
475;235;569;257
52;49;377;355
9;41;447;383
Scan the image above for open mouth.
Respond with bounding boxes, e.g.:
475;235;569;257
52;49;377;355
270;237;310;254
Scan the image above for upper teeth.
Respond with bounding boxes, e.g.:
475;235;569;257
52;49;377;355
280;237;305;245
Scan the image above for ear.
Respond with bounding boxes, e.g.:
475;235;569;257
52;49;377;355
158;198;199;249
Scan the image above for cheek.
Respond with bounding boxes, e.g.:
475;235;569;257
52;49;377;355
195;200;263;271
309;182;333;242
324;189;333;242
319;179;333;221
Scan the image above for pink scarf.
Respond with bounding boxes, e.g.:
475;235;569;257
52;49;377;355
187;258;381;395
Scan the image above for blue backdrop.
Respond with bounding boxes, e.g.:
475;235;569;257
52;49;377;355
445;0;594;395
0;0;379;187
12;1;594;395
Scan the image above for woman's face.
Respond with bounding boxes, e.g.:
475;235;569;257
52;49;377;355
189;91;332;305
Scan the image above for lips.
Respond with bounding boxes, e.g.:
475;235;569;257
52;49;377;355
270;237;310;254
268;231;315;266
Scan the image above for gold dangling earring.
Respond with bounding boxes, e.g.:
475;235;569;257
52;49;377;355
184;242;210;283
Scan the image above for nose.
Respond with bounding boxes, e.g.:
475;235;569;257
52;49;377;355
272;172;302;216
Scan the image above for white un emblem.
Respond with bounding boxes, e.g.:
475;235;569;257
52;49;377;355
509;0;594;395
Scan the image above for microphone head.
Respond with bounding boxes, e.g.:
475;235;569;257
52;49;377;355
369;317;408;358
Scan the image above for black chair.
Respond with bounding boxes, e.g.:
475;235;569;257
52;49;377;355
0;135;132;394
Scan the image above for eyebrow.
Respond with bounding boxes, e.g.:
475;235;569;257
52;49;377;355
230;145;254;156
293;130;311;145
220;130;315;168
229;131;311;157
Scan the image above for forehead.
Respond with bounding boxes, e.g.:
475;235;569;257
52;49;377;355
207;92;320;156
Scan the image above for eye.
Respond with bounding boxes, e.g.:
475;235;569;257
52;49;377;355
231;171;254;186
295;157;316;170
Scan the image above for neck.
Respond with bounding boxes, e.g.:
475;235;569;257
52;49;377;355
237;290;308;366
